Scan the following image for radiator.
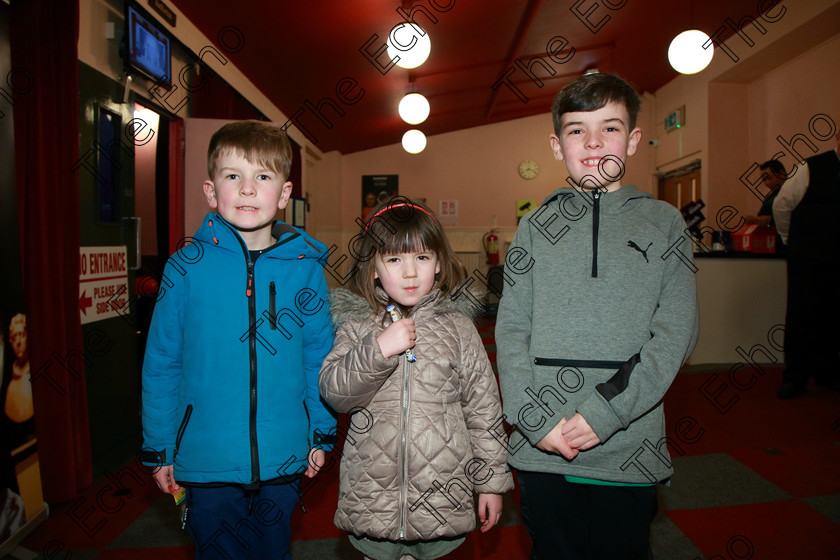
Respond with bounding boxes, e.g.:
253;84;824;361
456;251;484;274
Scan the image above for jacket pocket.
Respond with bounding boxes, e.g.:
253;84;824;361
172;404;194;462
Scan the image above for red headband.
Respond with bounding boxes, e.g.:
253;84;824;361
364;202;437;231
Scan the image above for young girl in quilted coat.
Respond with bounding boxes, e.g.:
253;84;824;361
320;198;513;560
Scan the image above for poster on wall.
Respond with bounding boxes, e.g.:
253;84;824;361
361;175;398;222
516;199;537;224
0;311;38;546
438;199;459;227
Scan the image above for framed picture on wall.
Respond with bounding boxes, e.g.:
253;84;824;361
361;175;398;221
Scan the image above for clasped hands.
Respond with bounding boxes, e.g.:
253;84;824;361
536;413;600;460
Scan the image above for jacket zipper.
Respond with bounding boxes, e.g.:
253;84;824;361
592;190;601;278
246;258;260;484
172;404;194;462
219;218;262;485
399;355;411;539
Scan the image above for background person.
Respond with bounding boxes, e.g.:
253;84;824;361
772;132;840;399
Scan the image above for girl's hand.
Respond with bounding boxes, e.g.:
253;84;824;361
377;318;416;358
478;493;503;532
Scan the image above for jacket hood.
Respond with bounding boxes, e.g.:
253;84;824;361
540;183;653;215
192;212;327;260
329;286;484;328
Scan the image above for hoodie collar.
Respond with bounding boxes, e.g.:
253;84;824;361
540;183;652;215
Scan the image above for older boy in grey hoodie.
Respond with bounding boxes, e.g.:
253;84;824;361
496;73;699;560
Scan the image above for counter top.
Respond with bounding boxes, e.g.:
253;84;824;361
694;250;785;260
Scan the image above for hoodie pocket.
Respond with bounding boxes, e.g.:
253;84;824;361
533;357;625;369
172;404;194;463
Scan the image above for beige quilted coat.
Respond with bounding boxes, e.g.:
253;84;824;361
319;288;513;541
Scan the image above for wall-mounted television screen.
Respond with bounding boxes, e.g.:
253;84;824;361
126;3;171;86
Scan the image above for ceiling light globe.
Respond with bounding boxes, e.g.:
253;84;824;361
401;130;427;154
668;29;714;75
387;23;431;69
398;93;430;125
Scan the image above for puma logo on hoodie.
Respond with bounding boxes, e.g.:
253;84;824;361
627;240;652;263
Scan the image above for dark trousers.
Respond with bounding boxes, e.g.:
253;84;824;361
783;254;840;385
517;470;657;560
186;481;300;560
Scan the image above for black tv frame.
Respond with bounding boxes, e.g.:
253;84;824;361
124;1;172;87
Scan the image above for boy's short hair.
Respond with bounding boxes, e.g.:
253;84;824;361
552;73;641;135
207;120;293;180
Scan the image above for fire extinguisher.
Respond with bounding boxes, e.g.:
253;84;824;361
483;229;499;265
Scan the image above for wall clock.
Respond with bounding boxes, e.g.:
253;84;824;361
518;159;539;179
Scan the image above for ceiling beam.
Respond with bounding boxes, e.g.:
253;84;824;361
482;0;545;119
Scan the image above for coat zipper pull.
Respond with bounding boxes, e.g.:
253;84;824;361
386;305;416;362
246;261;254;297
269;282;277;329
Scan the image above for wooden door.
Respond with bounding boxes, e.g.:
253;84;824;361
659;169;700;209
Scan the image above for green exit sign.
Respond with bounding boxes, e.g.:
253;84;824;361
665;106;685;132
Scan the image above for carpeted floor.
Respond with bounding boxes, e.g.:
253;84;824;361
6;317;840;559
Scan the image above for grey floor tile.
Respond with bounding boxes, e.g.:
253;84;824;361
802;494;840;524
650;509;704;560
291;536;360;559
107;493;192;549
497;491;522;528
661;453;790;510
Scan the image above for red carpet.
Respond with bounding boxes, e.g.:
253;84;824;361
668;500;840;558
11;316;838;559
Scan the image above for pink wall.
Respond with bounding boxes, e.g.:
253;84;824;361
708;83;752;231
748;35;840;166
339;104;655;229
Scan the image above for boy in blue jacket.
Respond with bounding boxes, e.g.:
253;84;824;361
496;74;699;559
141;120;335;559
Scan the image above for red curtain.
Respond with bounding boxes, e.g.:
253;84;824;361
10;0;92;502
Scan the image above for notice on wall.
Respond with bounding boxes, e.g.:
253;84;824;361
516;199;538;224
79;246;129;325
438;200;459;227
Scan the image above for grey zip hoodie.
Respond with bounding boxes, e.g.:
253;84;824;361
496;184;699;483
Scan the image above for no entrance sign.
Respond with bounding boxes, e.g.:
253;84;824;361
79;246;129;324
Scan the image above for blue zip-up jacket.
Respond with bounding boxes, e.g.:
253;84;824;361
141;213;336;485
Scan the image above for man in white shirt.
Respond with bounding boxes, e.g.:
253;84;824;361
772;132;840;399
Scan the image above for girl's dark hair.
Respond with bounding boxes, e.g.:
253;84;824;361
552;73;641;134
350;197;466;313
